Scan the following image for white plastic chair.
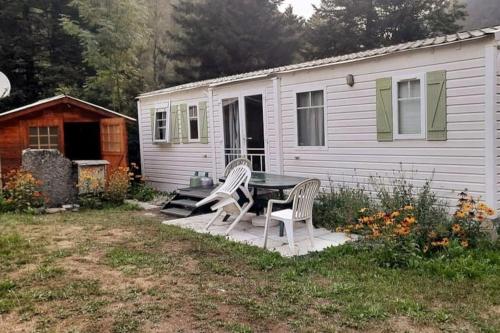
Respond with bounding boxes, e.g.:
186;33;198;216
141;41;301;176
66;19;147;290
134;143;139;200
263;178;321;253
196;165;253;235
224;157;252;177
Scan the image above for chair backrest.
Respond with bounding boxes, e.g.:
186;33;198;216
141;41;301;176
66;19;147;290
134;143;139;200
289;179;321;221
224;158;252;177
218;165;252;195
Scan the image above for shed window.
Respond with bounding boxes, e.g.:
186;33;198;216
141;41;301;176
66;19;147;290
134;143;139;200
188;105;199;141
154;108;168;142
102;124;122;153
29;126;59;149
296;90;325;146
393;75;426;139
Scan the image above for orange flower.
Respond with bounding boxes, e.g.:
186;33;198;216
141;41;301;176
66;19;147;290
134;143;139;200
451;224;461;233
391;211;400;218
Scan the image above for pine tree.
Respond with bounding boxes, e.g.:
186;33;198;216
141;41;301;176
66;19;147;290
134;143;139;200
0;0;85;111
169;0;304;84
61;0;149;116
306;0;466;59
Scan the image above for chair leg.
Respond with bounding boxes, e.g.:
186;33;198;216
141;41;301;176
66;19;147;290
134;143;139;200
283;220;295;254
224;205;250;235
205;209;224;231
263;217;275;249
306;218;315;248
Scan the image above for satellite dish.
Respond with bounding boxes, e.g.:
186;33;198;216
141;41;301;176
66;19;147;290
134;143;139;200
0;71;11;99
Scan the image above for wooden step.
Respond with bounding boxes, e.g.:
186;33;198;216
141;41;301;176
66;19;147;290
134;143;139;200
177;186;216;199
160;207;193;218
170;199;199;208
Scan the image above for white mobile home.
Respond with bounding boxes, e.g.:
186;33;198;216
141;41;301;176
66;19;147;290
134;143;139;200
137;26;500;210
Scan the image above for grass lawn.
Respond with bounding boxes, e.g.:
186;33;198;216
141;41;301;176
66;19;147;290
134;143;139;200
0;207;498;332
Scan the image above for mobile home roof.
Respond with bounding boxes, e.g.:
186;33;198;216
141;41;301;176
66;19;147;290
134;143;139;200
139;25;500;99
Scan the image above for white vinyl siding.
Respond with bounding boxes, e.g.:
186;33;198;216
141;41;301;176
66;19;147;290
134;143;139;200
139;90;212;191
279;38;489;208
496;53;500;209
137;37;496;210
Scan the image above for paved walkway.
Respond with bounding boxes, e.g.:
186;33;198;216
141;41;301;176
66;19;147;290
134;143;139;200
162;213;357;257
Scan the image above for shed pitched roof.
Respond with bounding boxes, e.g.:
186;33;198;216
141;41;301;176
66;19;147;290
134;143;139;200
139;25;500;98
0;95;136;122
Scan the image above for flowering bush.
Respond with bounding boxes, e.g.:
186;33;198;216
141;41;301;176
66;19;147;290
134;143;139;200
104;167;131;204
77;167;106;209
339;190;496;257
437;192;495;250
1;169;45;212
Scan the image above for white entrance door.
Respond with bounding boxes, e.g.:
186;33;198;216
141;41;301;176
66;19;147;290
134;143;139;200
222;94;266;171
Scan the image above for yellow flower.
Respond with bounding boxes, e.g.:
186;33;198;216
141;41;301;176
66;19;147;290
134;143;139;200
455;210;466;218
486;207;495;216
460;240;469;248
403;205;414;211
391;211;400;218
359;208;368;213
451;224;461;233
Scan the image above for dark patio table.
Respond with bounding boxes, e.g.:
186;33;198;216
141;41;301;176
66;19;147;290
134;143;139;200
219;172;309;236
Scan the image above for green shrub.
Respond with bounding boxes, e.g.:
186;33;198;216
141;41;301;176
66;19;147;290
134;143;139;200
129;182;157;202
313;182;371;230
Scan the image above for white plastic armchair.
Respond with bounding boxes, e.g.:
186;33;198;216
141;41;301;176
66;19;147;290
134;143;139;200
196;165;253;235
224;158;252;177
263;178;321;253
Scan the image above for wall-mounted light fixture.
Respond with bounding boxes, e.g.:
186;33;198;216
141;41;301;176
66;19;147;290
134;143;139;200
346;74;355;87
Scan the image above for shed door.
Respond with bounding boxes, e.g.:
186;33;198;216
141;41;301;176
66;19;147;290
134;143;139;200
100;118;127;170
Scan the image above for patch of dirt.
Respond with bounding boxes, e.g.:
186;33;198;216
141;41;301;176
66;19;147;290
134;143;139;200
0;313;36;333
380;317;441;333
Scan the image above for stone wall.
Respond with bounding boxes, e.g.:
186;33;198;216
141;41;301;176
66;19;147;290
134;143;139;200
22;149;78;207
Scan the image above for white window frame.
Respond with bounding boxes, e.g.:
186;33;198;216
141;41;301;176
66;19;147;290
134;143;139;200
392;73;427;140
187;103;200;142
153;101;170;143
294;86;327;149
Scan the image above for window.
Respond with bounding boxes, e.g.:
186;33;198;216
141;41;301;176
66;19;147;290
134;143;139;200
154;107;169;142
296;90;325;146
393;75;426;139
188;105;199;141
29;126;59;149
102;124;122;153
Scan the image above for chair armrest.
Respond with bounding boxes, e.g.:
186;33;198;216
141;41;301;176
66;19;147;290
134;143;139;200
265;195;292;217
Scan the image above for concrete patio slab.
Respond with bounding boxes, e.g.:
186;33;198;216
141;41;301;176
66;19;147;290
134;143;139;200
162;213;357;257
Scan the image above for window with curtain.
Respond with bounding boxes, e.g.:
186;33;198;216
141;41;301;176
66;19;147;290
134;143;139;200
296;90;325;146
154;108;168;142
29;126;59;149
397;78;422;136
188;105;199;141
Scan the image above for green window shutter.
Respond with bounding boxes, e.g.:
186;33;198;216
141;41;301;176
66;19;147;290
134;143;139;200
376;78;393;142
426;70;447;141
170;105;180;144
199;101;208;144
180;104;188;143
150;109;158;144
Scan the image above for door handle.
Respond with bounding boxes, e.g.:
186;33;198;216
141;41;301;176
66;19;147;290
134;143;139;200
247;137;253;140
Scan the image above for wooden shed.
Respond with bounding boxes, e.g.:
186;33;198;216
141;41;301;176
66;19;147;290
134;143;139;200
0;95;135;175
